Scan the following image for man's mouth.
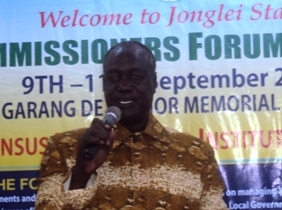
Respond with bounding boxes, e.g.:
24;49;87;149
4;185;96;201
120;100;133;105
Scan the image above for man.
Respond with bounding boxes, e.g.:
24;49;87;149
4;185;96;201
35;41;228;209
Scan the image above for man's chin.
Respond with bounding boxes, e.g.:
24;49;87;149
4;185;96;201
119;109;135;120
119;108;141;119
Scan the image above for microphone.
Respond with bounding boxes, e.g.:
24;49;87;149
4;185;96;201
102;106;122;127
83;106;121;161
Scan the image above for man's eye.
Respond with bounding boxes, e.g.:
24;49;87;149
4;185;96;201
108;75;119;81
132;75;143;80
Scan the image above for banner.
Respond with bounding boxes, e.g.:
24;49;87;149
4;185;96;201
0;0;281;209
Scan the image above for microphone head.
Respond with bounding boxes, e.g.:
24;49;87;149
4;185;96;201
105;106;122;122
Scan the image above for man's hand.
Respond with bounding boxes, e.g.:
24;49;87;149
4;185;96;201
69;118;115;190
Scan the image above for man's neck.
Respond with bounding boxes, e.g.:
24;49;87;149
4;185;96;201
120;115;150;133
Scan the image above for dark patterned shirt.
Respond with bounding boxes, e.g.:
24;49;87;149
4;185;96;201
36;114;228;210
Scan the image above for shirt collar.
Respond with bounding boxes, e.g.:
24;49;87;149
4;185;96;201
112;113;167;148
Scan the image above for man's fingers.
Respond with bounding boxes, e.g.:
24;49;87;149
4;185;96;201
83;136;105;146
105;130;115;146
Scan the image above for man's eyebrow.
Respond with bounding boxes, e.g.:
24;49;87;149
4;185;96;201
105;68;121;72
102;69;117;76
129;67;142;72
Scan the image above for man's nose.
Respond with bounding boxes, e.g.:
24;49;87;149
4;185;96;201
117;86;132;91
117;78;133;91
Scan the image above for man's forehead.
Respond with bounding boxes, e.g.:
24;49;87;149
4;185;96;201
103;42;155;75
110;45;141;57
105;47;143;66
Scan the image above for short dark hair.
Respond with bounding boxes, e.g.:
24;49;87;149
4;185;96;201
103;41;156;73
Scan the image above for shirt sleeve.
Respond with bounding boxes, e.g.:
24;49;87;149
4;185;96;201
35;131;98;210
199;145;229;210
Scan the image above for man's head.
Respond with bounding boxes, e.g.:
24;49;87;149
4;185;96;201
103;41;157;132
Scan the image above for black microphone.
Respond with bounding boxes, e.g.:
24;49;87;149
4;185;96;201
83;106;121;161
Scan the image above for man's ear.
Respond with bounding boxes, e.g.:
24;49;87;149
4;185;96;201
153;72;157;92
102;74;105;91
